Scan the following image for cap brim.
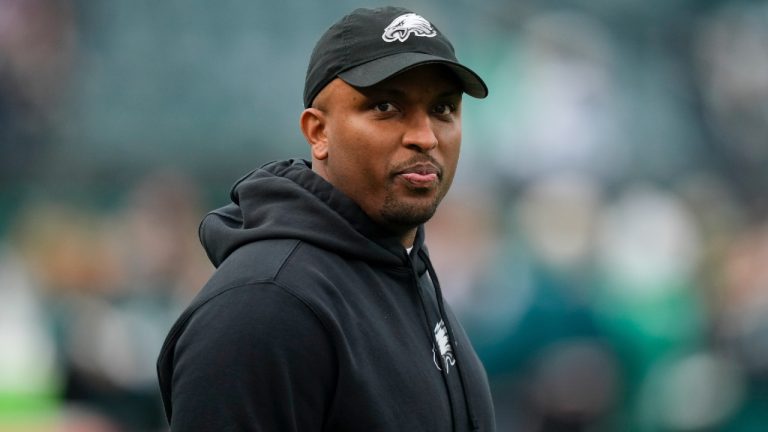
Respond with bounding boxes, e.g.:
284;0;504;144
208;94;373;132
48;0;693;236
338;52;488;99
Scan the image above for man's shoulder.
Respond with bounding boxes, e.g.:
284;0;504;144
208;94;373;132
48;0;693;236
198;238;357;303
211;238;302;286
184;238;392;330
211;238;351;285
158;239;330;360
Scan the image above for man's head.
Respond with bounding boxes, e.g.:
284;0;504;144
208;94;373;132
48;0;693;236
299;7;487;244
302;6;487;109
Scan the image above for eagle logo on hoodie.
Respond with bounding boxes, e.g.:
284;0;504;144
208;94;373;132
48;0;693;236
433;320;456;373
382;13;437;43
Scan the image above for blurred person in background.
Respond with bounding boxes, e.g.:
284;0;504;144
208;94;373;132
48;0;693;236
2;169;210;432
59;170;210;431
157;6;496;431
5;200;125;431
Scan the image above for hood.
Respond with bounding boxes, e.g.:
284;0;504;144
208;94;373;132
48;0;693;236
199;159;425;268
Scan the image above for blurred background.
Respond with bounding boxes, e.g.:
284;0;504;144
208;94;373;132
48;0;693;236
1;0;767;430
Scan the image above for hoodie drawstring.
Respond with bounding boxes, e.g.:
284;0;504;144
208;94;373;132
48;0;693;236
418;249;480;431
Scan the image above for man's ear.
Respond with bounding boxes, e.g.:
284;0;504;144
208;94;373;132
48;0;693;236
300;108;329;161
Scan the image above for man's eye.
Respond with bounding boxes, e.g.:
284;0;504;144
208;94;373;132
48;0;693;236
374;102;396;112
433;103;456;115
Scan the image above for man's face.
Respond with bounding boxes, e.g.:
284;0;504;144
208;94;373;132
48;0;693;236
309;64;463;233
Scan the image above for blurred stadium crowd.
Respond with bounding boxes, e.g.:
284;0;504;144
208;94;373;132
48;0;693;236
1;0;767;431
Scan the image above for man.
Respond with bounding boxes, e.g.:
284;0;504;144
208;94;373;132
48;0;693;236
157;6;494;431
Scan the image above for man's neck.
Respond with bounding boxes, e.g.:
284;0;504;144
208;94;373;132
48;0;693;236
400;228;417;249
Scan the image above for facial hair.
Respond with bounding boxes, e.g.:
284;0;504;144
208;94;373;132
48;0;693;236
379;181;445;230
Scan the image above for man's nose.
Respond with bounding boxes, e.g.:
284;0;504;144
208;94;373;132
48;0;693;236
402;111;438;152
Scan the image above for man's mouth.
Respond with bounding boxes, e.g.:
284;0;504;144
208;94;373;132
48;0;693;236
396;163;440;187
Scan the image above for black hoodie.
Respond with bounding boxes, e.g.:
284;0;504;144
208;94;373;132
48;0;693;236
157;159;495;431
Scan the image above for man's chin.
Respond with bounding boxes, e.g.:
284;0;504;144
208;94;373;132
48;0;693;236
379;198;440;230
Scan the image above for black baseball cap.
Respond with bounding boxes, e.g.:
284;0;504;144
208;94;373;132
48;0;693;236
303;6;488;108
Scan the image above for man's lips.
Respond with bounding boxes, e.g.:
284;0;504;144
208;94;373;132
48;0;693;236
396;163;441;187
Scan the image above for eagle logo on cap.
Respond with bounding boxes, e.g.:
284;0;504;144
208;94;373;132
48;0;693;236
382;13;437;43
